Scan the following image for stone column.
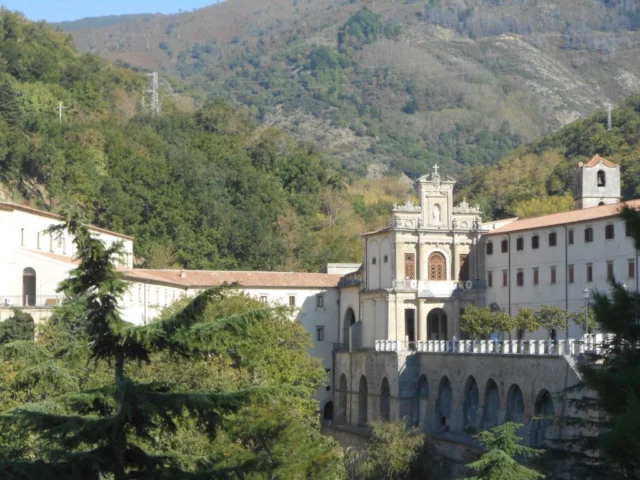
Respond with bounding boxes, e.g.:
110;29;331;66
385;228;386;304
451;236;457;282
417;299;424;341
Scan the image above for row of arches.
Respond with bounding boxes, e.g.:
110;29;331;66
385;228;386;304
336;373;555;446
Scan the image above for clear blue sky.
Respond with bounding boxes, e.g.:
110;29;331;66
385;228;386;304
2;0;223;23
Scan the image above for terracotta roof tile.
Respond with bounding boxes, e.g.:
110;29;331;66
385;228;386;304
583;154;617;168
120;269;343;289
362;225;392;237
486;200;640;235
25;249;80;265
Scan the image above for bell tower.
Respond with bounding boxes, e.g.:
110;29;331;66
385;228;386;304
416;164;455;228
574;154;621;209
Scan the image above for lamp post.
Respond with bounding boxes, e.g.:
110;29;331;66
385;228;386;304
583;287;589;337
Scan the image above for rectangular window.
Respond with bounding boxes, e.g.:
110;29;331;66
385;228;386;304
585;227;593;243
549;231;557;246
516;269;524;287
20;228;24;246
531;235;539;249
316;326;325;342
607;261;614;281
316;295;324;308
568;265;575;284
459;254;469;281
626;224;632;237
383;255;388;263
550;266;557;285
404;253;416;280
586;263;593;283
501;239;508;253
138;286;142;305
289;295;296;307
37;232;41;249
487;271;493;288
629;260;636;279
533;268;539;285
502;270;508;287
372;257;377;265
62;238;66;254
49;235;53;252
605;224;615;240
516;237;524;251
568;229;574;245
260;295;268;304
486;242;493;255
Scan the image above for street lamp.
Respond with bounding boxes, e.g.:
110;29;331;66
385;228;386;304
583;287;589;337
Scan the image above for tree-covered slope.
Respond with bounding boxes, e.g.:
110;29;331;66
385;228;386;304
457;94;640;220
67;0;640;176
0;10;408;272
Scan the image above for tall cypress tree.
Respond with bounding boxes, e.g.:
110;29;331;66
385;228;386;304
0;215;272;479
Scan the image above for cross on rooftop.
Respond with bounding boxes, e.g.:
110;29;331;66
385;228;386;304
433;163;439;175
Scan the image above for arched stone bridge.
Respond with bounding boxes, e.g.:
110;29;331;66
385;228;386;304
332;349;582;446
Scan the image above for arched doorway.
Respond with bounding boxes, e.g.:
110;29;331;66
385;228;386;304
428;252;446;280
358;376;368;427
22;268;36;306
427;308;448;340
380;377;390;421
531;390;555;447
343;308;356;349
482;379;500;430
506;385;525;423
434;376;452;431
337;374;348;424
463;376;479;433
323;401;333;421
416;374;429;428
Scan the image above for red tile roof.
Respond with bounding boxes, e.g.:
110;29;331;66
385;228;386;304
486;200;640;235
120;269;343;289
582;154;617;168
0;201;134;240
362;225;392;237
26;249;80;265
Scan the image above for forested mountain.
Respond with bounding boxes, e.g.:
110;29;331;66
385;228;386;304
54;13;157;32
457;95;640;220
0;10;409;271
66;0;640;176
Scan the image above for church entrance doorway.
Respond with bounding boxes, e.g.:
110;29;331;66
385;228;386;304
427;308;447;340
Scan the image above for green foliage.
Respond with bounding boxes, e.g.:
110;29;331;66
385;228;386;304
0;309;35;344
461;305;514;339
515;308;539;340
339;7;400;49
346;421;424;480
465;422;545;480
533;305;570;333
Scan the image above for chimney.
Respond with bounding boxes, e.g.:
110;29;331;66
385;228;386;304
180;269;186;279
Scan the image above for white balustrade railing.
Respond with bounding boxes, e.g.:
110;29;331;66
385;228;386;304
374;334;610;356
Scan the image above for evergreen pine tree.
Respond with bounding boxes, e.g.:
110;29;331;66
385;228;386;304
0;215;273;479
464;422;545;480
0;78;21;126
0;309;35;344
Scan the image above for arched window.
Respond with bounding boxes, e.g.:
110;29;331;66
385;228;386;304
531;390;555;447
323;401;333;421
463;376;480;433
482;379;500;430
380;377;391;421
428;252;446;281
434;376;452;431
597;170;606;187
506;385;525;423
358;376;368;427
22;267;36;306
343;308;356;349
337;374;348;424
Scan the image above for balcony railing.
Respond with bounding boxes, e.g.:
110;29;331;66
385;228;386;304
1;295;65;308
374;334;609;357
392;279;486;291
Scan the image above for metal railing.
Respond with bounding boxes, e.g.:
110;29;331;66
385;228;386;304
1;295;65;308
374;334;610;357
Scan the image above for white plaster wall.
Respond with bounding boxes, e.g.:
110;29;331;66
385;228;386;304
367;239;380;290
339;286;360;344
380;239;392;288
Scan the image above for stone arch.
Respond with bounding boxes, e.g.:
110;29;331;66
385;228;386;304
597;169;606;187
506;384;525;424
343;307;356;348
358;375;368;427
337;374;348;424
481;379;500;430
427;308;447;340
428;251;446;281
22;267;36;306
323;401;333;421
380;377;391;421
463;376;480;433
531;389;555;447
434;376;452;431
416;374;429;428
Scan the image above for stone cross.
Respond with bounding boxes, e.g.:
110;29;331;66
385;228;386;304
433;163;439;175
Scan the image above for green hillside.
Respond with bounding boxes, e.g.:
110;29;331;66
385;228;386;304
457;95;640;220
53;13;157;32
0;10;408;272
67;0;640;176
